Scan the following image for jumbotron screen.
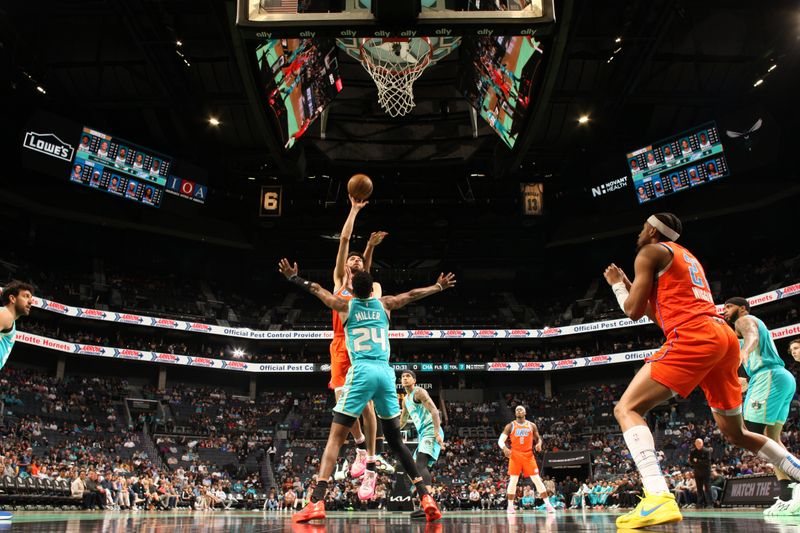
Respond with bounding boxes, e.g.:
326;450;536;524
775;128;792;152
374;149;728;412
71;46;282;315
626;122;730;204
459;35;543;149
71;127;170;208
256;38;342;149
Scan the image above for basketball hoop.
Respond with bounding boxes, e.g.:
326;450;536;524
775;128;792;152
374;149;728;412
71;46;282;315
358;37;433;117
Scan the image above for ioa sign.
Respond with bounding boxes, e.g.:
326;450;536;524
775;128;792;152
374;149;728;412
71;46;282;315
591;176;628;198
23;131;74;162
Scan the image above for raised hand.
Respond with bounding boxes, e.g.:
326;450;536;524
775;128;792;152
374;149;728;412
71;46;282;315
278;258;299;279
603;263;625;286
368;231;388;246
349;194;369;212
437;272;457;290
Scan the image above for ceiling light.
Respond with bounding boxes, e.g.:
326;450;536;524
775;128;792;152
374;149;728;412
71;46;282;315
232;348;245;358
247;176;256;181
208;117;220;126
578;115;590;124
753;79;764;87
607;56;615;63
768;64;777;72
176;40;183;47
615;37;622;43
35;86;46;94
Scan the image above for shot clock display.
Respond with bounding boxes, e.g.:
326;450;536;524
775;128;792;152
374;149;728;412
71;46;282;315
626;122;730;204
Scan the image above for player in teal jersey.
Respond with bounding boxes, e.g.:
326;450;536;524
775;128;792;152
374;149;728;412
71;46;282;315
0;280;35;521
278;258;455;523
400;370;444;519
724;297;799;515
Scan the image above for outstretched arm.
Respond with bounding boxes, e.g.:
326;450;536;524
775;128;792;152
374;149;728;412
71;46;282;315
279;258;348;312
333;196;369;288
381;272;457;311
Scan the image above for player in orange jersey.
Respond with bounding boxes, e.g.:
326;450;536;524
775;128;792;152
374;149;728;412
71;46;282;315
330;195;389;494
498;406;554;514
604;212;800;529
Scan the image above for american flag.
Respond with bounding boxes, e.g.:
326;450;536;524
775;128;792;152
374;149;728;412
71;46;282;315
262;0;299;13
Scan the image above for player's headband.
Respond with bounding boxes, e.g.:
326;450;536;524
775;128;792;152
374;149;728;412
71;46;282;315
724;297;750;311
647;215;680;242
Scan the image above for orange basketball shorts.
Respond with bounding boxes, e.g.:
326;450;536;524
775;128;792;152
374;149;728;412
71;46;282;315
647;315;742;412
328;336;351;391
508;452;539;477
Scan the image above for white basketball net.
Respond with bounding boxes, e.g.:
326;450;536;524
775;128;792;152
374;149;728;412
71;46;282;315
359;38;433;117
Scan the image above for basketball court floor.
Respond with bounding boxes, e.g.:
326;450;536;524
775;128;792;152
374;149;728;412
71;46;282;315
3;509;799;532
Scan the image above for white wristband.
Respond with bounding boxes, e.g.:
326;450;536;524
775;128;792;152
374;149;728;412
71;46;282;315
611;282;629;312
435;283;443;291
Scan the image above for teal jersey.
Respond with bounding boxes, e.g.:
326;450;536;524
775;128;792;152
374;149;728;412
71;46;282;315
741;315;784;377
404;386;436;438
0;322;16;370
344;298;390;363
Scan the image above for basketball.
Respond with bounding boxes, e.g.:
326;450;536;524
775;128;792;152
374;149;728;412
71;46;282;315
347;173;373;201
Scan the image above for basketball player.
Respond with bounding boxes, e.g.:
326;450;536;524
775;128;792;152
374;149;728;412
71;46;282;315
278;258;455;522
0;280;35;521
400;370;444;519
499;406;554;514
329;196;390;497
604;212;800;528
723;297;798;515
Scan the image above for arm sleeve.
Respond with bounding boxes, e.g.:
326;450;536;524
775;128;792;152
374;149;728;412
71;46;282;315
498;433;508;450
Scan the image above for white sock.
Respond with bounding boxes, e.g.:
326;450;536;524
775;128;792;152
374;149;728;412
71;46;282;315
758;439;800;480
623;425;670;495
355;434;366;444
507;499;514;508
367;455;376;463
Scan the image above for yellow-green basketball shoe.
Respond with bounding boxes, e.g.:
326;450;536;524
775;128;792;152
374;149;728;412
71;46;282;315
616;491;682;529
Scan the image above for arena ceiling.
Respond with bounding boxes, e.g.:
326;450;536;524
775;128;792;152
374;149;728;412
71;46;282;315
2;0;798;189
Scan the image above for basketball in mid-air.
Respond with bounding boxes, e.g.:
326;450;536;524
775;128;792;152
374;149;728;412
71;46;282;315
348;173;373;201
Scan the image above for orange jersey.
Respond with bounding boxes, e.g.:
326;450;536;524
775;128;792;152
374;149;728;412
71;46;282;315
331;286;355;339
650;242;717;335
509;421;535;455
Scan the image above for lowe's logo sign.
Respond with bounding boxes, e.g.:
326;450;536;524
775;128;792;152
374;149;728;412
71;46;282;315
592;176;629;198
23;131;75;162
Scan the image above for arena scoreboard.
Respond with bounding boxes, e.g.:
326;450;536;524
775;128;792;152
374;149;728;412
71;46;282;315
626;122;730;204
70;127;171;208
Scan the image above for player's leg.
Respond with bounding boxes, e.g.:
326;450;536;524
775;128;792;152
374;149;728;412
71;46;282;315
295;365;369;523
360;400;380;476
613;362;675;495
613;357;685;528
525;456;554;512
292;417;353;523
506;474;520;513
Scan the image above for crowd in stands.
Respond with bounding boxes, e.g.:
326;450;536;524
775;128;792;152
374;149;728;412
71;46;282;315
1;357;799;513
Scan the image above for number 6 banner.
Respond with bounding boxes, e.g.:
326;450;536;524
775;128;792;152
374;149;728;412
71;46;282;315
260;185;282;217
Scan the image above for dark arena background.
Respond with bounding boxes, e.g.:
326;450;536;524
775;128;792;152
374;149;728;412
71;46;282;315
1;0;799;531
